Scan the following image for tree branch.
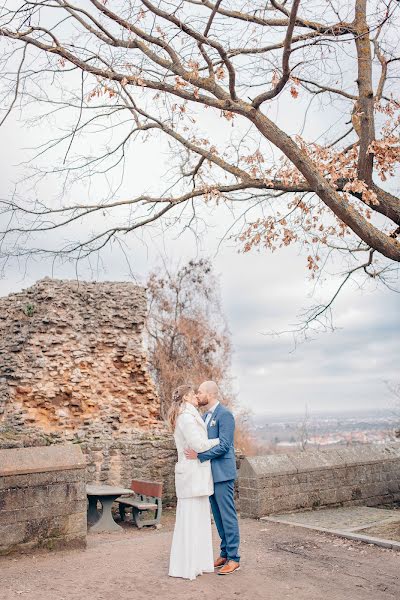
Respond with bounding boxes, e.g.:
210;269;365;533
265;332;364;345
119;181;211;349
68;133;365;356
252;0;301;108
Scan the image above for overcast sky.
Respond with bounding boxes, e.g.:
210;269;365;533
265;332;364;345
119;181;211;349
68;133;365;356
1;165;398;417
2;226;398;416
0;21;399;417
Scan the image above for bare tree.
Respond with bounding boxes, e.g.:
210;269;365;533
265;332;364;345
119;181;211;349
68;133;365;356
0;1;399;323
296;403;311;450
146;258;258;452
146;258;231;419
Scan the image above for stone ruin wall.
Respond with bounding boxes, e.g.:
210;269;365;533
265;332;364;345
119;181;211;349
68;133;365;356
0;278;161;433
0;278;177;503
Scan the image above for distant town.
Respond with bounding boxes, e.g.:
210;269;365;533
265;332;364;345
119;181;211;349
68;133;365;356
248;408;400;451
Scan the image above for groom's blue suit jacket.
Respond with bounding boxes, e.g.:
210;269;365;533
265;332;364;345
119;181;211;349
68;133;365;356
197;403;237;483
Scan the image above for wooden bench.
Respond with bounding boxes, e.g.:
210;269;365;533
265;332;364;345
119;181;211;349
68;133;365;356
116;479;163;528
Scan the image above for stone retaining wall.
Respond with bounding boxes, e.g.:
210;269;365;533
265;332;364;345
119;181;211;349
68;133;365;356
81;432;177;504
239;443;400;518
0;444;87;555
0;429;178;506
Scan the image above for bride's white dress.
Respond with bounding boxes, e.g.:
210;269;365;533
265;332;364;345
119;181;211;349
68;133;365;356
169;403;219;580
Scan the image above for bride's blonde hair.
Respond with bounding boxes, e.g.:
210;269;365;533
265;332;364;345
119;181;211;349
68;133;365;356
167;384;194;431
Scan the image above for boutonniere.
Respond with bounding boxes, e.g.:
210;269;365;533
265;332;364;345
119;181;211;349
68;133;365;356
211;419;217;427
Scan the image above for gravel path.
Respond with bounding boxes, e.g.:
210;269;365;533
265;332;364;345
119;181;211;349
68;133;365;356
1;511;399;600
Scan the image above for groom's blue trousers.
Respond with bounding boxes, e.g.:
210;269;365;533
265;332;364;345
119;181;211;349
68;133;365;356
210;480;240;563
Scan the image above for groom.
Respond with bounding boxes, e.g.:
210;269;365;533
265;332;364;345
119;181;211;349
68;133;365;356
184;380;240;575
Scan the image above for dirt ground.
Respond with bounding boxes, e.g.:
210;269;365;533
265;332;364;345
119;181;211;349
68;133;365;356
1;509;399;600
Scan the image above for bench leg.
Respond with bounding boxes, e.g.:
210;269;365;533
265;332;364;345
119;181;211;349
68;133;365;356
132;506;144;529
119;503;126;522
155;499;162;525
131;500;162;528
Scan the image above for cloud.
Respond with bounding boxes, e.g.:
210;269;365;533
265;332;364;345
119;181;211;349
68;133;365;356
228;282;399;414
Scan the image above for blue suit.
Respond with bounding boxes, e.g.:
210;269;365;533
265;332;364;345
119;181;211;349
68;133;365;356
198;403;240;563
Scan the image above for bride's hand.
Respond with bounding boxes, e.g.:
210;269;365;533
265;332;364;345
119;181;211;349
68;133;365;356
184;448;198;460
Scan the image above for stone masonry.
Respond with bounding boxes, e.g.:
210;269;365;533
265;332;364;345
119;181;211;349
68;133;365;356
81;432;177;503
0;278;160;434
0;444;87;555
239;443;400;518
0;429;178;506
0;278;178;504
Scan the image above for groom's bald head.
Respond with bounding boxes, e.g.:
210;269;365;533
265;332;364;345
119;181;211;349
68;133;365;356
199;381;219;397
197;380;219;408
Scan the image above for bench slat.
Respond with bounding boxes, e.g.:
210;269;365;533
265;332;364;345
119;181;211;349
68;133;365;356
116;497;157;510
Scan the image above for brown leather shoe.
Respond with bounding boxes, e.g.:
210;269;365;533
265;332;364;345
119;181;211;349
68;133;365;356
214;556;227;569
218;560;240;575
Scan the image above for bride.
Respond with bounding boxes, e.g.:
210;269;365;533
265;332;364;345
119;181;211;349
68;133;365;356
168;384;219;580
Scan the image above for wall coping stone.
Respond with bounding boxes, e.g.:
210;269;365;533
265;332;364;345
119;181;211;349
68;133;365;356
240;443;400;478
0;444;85;477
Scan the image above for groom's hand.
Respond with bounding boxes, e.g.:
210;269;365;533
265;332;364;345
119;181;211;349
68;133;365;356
184;448;198;460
